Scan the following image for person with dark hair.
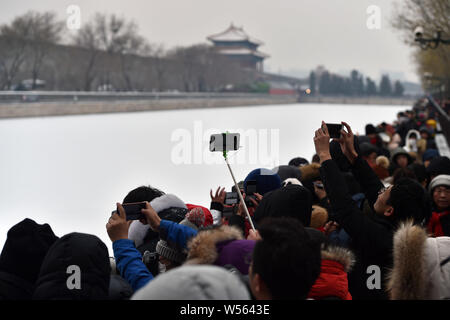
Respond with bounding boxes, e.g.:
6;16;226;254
426;156;450;181
408;163;429;188
0;219;58;300
106;201;197;292
288;157;309;167
391;167;417;185
253;184;312;226
313;121;431;299
249;217;321;300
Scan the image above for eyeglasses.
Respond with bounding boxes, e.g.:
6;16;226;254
433;187;450;195
378;187;388;196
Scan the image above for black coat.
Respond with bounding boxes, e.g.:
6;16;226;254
320;157;394;300
33;232;111;300
0;218;58;300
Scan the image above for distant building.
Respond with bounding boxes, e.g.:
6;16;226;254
207;23;269;72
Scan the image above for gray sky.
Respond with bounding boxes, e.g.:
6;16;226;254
0;0;419;82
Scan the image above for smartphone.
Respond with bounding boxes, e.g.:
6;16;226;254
209;133;240;152
112;201;146;221
245;180;257;207
324;123;343;139
224;192;239;205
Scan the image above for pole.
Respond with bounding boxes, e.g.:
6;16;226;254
224;157;256;231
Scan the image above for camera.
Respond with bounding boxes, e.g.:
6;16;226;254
414;26;424;39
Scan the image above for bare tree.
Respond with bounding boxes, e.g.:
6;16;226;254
73;13;150;91
1;11;63;90
391;0;450;95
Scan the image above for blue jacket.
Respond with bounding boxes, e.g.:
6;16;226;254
112;220;197;292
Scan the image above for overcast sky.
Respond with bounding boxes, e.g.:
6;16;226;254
0;0;419;82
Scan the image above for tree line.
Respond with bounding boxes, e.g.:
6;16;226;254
0;11;253;92
308;69;405;97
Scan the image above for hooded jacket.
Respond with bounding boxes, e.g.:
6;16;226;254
131;265;250;300
185;225;255;275
254;184;312;227
308;246;355;300
0;218;58;300
33;232;111;300
387;221;450;299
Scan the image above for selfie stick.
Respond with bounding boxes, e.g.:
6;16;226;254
223;149;256;231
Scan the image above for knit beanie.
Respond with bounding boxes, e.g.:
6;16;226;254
243;168;281;196
422;149;439;162
180;207;206;231
156;240;187;264
186;204;213;227
428;175;450;193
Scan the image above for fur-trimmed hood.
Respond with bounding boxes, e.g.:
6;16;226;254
386;220;450;300
308;245;355;300
185;225;255;275
321;245;355;273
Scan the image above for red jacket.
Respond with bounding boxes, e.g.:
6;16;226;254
308;247;354;300
427;210;450;237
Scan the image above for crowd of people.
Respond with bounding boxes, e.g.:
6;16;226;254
1;97;450;300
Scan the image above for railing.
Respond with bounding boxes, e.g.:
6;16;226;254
426;94;450;158
0;91;284;104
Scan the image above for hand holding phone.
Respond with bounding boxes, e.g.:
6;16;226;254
112;201;147;221
323;123;343;139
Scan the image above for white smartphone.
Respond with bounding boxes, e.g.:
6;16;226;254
209;133;240;152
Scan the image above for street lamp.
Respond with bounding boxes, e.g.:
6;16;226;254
414;26;450;49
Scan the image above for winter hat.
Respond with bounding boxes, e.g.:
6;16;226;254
423;149;439;163
186;225;254;275
254;184;312;226
128;194;187;248
359;142;378;157
288;157;309;167
376;155;390;169
243;168;281;196
365;124;377;135
0;218;58;284
390;147;413;164
33;232;111;300
132;265;250;300
428;175;450;193
426;156;450;178
180;207;206;231
156;240;187;264
272;165;302;182
186;204;213;227
282;178;303;187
